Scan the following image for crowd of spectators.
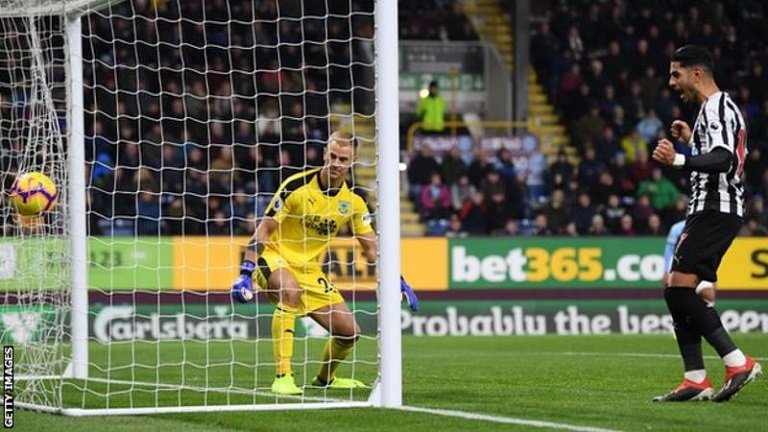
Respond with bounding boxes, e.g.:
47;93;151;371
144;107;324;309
533;0;768;233
406;0;768;237
407;142;698;237
81;0;376;236
1;0;477;237
3;0;768;239
78;0;476;237
399;1;477;41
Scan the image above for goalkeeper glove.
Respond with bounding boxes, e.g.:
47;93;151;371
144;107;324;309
232;260;256;303
400;276;419;312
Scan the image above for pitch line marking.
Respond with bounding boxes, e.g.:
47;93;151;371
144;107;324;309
562;352;768;361
398;405;622;432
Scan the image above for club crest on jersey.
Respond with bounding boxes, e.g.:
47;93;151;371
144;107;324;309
338;200;350;215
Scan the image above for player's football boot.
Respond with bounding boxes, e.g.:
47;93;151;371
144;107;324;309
653;378;714;402
310;376;369;389
712;356;762;402
271;374;303;395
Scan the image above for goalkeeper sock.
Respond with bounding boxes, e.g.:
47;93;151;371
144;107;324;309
317;336;355;383
272;304;298;377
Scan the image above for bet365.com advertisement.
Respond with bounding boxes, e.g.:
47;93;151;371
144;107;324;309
0;237;766;290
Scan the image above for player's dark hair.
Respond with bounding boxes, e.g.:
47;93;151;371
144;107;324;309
672;45;714;73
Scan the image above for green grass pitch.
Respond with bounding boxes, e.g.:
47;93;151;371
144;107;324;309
14;334;767;431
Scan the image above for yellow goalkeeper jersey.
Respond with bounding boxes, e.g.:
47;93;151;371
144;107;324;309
263;168;373;267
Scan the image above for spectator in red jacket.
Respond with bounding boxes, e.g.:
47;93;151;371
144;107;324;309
420;172;452;221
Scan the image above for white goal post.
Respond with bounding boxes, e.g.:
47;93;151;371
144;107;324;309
0;0;401;415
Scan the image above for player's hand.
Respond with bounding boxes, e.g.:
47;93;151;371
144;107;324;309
652;139;677;166
232;261;256;303
400;276;419;312
670;120;692;144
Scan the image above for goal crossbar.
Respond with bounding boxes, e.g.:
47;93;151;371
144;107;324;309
0;0;118;18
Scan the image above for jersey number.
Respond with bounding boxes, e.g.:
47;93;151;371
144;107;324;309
317;277;335;293
735;128;746;177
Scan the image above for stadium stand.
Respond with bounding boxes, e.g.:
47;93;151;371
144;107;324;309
74;0;768;238
407;0;768;237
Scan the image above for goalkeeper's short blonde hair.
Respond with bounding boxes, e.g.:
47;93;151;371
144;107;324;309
328;131;357;153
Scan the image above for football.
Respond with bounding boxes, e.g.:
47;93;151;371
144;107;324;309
9;171;58;216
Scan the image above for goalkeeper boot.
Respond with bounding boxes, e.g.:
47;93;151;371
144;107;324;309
311;376;369;389
271;374;303;395
653;378;713;402
712;356;762;403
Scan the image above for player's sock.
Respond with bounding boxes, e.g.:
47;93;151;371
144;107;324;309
665;288;705;371
684;369;707;384
666;287;738;358
316;336;356;383
722;349;747;367
272;304;298;376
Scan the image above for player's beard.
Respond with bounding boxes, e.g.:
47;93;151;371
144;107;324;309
679;85;698;105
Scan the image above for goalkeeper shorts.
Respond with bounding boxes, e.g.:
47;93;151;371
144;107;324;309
254;250;345;315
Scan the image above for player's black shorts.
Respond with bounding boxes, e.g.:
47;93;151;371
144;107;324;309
671;210;743;282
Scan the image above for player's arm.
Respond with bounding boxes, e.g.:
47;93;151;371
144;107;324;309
351;195;419;311
356;231;377;264
233;181;295;303
243;217;278;264
670;102;739;173
663;233;677;273
653;139;732;173
231;217;278;303
670;120;692;144
675;147;732;173
662;221;684;287
355;231;419;312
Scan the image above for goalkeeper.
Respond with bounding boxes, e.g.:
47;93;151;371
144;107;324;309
231;131;419;395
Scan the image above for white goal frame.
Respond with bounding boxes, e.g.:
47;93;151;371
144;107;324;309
5;0;402;415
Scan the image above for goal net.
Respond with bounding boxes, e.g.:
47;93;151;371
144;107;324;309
0;2;72;412
0;0;401;415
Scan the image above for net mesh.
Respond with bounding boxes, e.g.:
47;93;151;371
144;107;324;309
1;0;379;412
0;9;70;409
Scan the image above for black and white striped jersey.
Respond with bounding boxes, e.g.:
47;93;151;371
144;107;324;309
688;91;748;217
